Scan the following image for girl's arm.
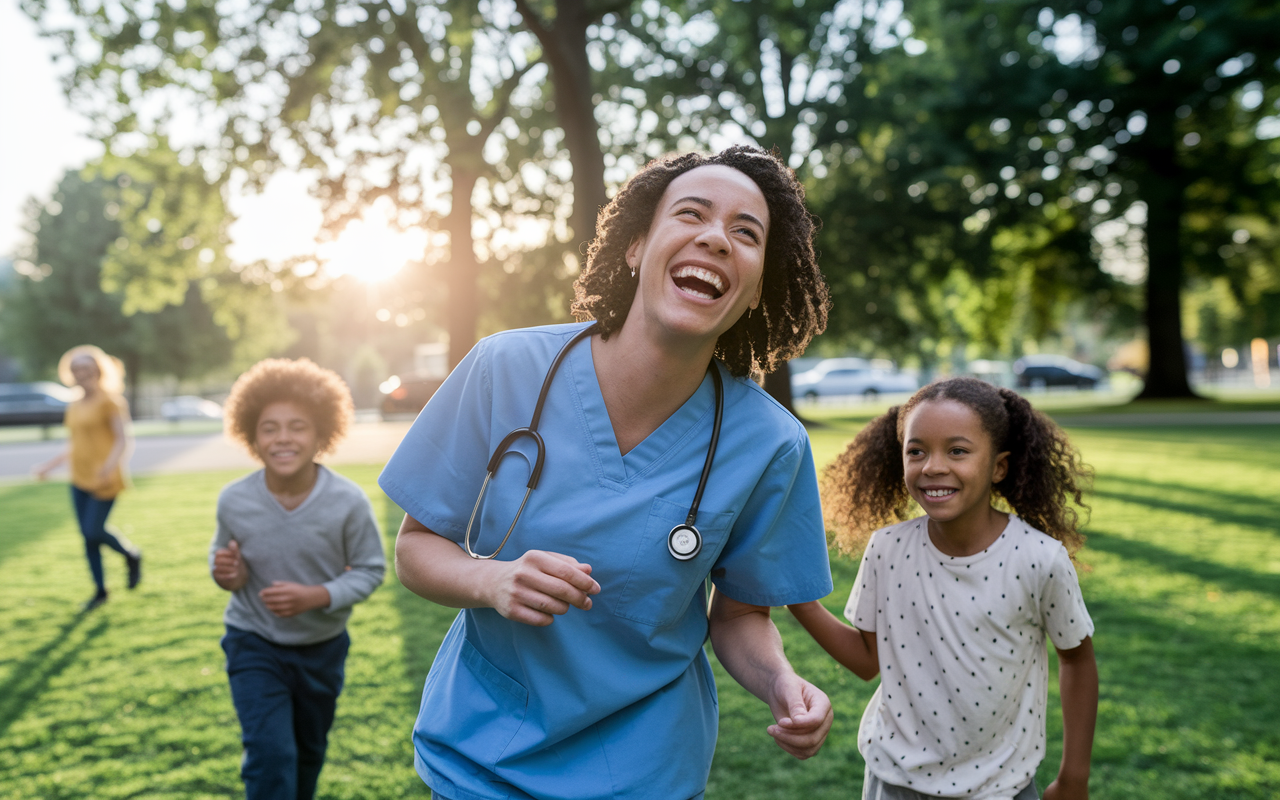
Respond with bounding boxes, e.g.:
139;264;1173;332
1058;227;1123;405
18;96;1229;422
787;600;879;681
1043;636;1098;800
98;403;131;483
709;592;833;759
33;447;70;478
395;513;599;626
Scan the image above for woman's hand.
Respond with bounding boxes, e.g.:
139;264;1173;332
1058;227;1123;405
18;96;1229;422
212;540;249;591
765;671;834;759
395;515;599;626
260;581;331;617
487;550;600;626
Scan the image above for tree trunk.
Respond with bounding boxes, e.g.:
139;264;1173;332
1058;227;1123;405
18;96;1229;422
536;0;608;252
1134;108;1198;400
445;166;480;369
763;361;799;417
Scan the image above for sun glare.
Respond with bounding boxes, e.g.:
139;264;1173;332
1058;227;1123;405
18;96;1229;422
319;215;427;283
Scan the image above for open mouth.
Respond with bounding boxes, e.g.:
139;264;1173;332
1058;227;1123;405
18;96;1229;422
671;266;726;300
922;488;958;499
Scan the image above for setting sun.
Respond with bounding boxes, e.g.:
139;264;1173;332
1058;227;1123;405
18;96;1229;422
318;214;428;283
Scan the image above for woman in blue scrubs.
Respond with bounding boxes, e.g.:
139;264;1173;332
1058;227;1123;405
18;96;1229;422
380;145;834;800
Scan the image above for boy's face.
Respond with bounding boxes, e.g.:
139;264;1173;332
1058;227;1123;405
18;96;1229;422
254;401;320;482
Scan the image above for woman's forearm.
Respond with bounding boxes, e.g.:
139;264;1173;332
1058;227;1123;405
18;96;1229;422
394;514;600;625
395;516;497;608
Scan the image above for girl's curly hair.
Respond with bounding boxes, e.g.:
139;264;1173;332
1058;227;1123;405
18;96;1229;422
823;377;1092;559
223;358;354;459
571;145;830;376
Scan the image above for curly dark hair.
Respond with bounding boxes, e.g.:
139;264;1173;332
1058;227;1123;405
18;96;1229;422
571;145;830;376
823;377;1092;559
223;358;355;459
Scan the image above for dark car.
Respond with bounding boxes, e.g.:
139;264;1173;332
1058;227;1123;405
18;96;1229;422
0;382;77;426
1012;355;1105;389
379;375;445;418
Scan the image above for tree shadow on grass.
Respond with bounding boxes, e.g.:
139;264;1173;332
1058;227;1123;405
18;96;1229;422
1085;530;1280;600
382;495;457;690
0;612;108;738
1092;474;1280;535
0;482;74;568
1085;591;1280;798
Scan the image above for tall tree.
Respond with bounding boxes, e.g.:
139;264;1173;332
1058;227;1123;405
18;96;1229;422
894;0;1280;397
0;163;285;401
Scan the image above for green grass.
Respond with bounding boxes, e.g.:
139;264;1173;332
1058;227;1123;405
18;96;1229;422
2;422;1278;798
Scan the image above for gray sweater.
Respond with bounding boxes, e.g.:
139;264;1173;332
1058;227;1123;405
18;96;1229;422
210;466;386;645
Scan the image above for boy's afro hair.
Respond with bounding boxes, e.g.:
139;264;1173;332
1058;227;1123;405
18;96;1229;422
223;358;354;459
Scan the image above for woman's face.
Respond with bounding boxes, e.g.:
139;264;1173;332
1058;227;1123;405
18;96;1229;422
70;356;101;390
625;164;769;346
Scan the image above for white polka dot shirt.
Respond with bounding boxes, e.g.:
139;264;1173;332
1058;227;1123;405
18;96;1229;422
844;515;1093;799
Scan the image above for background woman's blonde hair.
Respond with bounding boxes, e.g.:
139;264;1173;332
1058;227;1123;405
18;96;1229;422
57;345;126;396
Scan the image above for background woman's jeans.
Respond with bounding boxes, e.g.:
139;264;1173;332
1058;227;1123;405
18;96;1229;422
70;486;133;592
222;626;350;800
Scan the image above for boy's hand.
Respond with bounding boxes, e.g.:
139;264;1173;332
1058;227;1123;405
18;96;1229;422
260;581;331;617
212;540;249;590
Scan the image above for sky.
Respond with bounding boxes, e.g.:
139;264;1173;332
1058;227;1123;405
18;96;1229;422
0;0;102;259
0;0;330;269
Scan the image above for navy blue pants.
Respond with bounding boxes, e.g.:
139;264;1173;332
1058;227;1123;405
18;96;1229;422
71;486;132;592
222;626;350;800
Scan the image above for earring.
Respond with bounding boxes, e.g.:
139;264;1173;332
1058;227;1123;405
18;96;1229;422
630;267;636;278
747;306;754;319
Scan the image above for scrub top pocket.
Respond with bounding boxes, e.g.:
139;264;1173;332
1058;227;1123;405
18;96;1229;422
416;630;528;771
613;497;734;628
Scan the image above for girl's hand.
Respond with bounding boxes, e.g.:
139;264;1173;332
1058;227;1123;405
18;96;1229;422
1043;775;1088;800
486;550;600;626
259;581;330;617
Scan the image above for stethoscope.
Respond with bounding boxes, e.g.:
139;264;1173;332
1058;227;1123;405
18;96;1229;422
464;324;724;563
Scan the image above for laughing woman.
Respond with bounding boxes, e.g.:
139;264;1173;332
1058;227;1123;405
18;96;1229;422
379;145;833;800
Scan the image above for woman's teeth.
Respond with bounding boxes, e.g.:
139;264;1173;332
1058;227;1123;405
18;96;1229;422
924;489;956;498
672;266;726;298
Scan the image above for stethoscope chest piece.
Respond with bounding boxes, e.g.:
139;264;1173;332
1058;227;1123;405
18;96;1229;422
668;524;703;561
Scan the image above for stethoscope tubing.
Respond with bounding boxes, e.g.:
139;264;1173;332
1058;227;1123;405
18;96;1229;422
464;324;724;562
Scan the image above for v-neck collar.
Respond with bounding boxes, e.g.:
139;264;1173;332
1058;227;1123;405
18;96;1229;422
258;464;328;515
566;337;720;488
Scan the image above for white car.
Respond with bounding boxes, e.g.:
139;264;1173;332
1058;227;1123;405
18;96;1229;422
791;358;919;400
160;395;224;421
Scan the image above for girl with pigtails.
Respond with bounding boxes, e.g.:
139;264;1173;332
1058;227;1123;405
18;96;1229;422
789;377;1098;800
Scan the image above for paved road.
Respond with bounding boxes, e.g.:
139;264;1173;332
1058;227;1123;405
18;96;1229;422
1052;411;1280;427
0;420;415;482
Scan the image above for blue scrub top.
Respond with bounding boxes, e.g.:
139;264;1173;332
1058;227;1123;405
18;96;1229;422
379;323;832;800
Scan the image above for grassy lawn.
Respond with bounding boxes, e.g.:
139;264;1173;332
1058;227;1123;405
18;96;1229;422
2;419;1278;798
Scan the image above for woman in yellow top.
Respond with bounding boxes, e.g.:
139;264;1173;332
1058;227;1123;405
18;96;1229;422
34;345;142;611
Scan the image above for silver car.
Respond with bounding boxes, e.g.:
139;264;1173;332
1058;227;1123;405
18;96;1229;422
791;358;919;400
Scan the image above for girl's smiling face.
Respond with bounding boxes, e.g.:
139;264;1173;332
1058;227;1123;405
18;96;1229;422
902;399;1009;530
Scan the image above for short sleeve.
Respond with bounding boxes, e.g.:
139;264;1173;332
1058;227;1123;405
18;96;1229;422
378;341;494;540
1038;544;1094;650
843;532;880;631
710;433;833;607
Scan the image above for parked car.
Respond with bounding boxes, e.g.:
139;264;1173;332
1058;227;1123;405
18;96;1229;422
160;395;224;421
0;382;76;426
379;374;445;417
1012;355;1105;389
791;358;919;400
